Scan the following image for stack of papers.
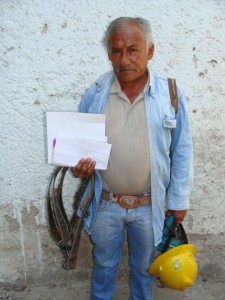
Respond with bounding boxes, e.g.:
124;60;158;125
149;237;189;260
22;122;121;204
46;112;112;170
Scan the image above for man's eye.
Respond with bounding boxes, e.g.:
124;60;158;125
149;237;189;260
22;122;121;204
130;48;137;53
112;49;120;54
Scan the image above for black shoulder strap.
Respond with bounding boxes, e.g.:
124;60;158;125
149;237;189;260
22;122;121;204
168;78;178;113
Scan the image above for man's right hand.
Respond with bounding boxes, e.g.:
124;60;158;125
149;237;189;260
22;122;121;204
71;158;96;178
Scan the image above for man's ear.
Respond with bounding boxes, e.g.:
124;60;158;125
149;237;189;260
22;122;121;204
108;52;112;61
148;44;155;60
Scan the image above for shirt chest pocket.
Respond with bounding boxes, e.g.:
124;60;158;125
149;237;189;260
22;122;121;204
162;118;177;151
162;118;177;129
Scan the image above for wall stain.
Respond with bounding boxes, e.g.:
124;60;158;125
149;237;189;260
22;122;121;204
61;21;67;28
208;59;218;67
41;23;48;33
22;206;39;228
4;215;20;231
34;99;41;105
4;46;14;55
4;206;46;231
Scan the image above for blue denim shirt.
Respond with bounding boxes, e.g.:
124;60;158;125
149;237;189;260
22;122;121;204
77;69;193;246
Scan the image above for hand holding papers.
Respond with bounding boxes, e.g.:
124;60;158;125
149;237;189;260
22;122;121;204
46;112;112;170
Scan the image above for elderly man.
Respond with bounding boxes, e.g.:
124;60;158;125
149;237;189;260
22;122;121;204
72;17;193;300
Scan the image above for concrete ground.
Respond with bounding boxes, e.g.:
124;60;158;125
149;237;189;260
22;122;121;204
0;276;224;300
1;233;224;300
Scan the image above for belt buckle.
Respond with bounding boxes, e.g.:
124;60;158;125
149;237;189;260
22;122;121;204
118;195;139;209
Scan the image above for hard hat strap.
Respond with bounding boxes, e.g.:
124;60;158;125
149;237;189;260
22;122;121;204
161;223;188;253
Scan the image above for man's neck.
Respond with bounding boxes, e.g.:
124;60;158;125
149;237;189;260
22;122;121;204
118;72;149;104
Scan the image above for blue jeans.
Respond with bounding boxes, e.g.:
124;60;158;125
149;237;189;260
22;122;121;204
90;199;156;300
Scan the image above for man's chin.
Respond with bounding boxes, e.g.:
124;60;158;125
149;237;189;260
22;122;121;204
116;72;136;83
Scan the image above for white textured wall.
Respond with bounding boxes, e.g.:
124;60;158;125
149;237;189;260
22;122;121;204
0;0;225;285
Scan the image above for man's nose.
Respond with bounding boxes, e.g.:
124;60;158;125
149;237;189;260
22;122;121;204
120;52;130;65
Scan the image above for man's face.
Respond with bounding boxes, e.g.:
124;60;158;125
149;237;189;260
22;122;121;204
108;23;154;85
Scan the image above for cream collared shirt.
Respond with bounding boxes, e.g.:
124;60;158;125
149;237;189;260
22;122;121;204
100;76;151;194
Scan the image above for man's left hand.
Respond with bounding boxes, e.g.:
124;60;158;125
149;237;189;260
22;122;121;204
166;209;187;225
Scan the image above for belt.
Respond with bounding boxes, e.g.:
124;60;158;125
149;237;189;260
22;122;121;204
101;191;151;209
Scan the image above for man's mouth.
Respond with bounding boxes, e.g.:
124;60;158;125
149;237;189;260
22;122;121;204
119;67;134;71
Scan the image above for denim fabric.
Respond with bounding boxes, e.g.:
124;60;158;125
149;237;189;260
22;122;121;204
76;69;193;247
90;199;156;300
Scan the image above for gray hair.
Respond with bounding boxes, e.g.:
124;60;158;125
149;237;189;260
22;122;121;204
102;17;154;50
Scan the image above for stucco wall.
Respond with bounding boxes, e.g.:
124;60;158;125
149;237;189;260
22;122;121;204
1;0;225;289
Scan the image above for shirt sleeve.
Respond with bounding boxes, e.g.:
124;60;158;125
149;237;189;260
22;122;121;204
167;86;193;210
77;83;97;113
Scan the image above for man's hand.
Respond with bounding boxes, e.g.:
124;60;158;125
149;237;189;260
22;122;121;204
71;158;96;178
166;209;187;225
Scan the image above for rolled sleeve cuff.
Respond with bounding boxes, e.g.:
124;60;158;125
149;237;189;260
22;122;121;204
167;194;190;210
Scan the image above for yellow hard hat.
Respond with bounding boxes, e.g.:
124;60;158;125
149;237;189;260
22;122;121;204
149;244;198;291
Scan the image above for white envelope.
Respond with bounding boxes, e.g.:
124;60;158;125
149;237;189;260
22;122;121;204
46;112;107;163
46;112;111;169
52;135;112;170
